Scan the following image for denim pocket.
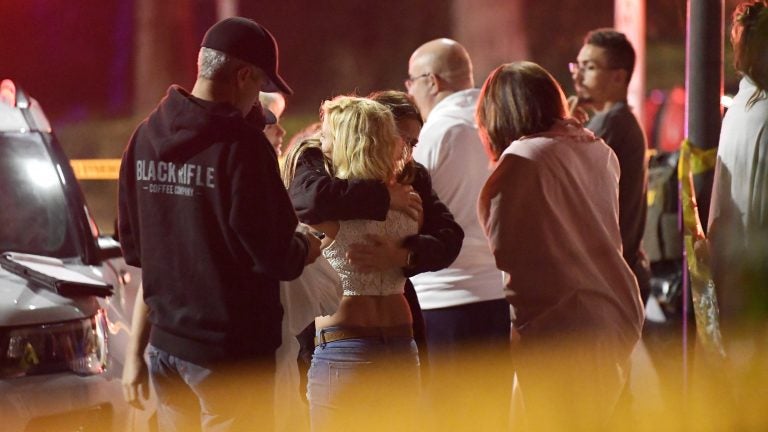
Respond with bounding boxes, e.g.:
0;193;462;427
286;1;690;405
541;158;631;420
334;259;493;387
328;360;374;402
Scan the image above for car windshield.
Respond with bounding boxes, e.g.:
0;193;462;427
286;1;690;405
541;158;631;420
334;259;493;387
0;132;78;257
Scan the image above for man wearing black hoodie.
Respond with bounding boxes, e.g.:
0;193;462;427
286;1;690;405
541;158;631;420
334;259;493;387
118;17;321;432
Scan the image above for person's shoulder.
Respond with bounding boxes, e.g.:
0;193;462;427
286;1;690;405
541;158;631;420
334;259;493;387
587;104;623;130
410;162;431;187
603;103;640;128
228;129;277;163
506;136;558;161
128;118;151;143
433;108;476;127
591;104;644;144
298;146;324;161
424;98;476;129
412;161;428;172
423;119;479;146
614;106;646;146
489;152;541;189
125;118;159;158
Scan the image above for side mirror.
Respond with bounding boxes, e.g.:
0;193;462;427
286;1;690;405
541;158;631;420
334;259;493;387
97;235;123;260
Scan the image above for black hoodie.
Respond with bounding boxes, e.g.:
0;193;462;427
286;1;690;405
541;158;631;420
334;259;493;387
118;86;308;364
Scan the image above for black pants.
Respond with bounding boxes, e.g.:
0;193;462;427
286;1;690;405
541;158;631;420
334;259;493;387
423;298;511;356
422;299;512;431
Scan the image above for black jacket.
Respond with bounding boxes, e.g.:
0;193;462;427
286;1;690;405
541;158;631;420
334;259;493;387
288;147;463;276
118;86;308;365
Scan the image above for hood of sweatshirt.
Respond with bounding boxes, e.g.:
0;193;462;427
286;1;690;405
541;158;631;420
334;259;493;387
143;85;266;161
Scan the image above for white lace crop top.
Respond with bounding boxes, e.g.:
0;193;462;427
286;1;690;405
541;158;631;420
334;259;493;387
322;210;418;296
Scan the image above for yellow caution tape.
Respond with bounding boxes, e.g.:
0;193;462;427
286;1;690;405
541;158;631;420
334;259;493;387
677;139;718;248
678;141;705;239
678;139;712;280
677;139;725;358
681;139;718;175
70;159;121;180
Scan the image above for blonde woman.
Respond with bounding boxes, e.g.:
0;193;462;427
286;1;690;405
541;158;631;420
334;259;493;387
286;96;421;431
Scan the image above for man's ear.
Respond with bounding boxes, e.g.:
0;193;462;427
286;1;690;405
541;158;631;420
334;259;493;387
612;69;630;87
252;68;271;92
427;73;443;94
235;66;251;89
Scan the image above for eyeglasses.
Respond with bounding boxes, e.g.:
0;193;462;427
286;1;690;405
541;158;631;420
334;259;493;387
404;72;430;90
568;62;618;75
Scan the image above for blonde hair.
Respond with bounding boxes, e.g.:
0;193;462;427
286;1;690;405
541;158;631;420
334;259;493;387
368;90;421;185
321;96;399;182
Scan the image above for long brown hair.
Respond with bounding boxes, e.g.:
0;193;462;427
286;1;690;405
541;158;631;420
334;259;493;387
475;61;568;162
732;0;768;107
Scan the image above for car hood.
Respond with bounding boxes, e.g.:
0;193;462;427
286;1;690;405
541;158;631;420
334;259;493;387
0;267;100;327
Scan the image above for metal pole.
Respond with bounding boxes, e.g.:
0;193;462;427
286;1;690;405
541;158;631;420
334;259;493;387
683;0;723;400
685;0;723;229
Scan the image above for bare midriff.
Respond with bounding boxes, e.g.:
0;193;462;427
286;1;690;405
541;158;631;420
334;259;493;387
315;293;412;329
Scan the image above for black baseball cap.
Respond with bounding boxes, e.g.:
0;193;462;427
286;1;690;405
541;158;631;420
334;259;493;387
202;17;293;95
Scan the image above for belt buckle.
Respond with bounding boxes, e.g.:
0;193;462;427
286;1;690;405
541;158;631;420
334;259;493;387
315;329;329;348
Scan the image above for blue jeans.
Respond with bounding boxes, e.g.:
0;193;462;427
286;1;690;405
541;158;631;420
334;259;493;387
147;345;274;432
306;328;420;432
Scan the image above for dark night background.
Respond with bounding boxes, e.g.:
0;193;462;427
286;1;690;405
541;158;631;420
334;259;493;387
1;0;711;123
0;0;741;231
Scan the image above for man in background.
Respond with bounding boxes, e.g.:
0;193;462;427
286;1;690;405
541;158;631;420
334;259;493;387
571;28;651;303
406;38;510;430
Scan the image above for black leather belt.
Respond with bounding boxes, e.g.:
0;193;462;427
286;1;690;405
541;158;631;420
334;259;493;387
314;325;413;346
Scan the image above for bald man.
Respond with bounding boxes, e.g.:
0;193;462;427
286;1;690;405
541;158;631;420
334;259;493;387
406;38;509;376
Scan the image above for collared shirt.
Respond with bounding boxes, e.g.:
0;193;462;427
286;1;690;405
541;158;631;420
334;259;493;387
411;89;505;309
